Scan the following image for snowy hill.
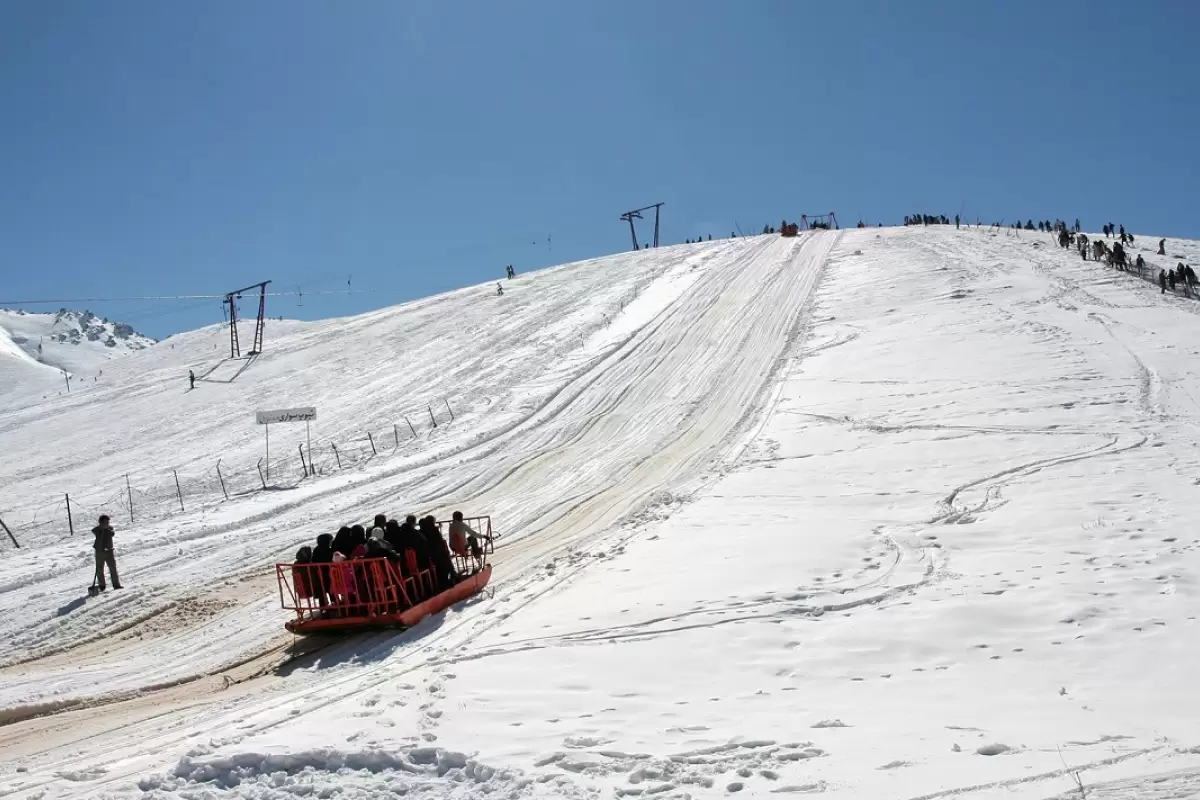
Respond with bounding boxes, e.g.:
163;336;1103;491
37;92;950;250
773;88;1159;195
0;308;155;395
3;227;1200;799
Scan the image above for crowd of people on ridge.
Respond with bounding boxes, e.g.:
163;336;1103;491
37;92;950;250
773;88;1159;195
904;214;953;227
291;511;491;611
1047;221;1196;298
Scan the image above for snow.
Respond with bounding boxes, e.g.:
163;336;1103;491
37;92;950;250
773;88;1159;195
4;226;1200;799
0;308;155;398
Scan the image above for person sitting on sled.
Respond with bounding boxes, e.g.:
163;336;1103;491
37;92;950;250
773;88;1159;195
419;515;458;589
448;511;488;561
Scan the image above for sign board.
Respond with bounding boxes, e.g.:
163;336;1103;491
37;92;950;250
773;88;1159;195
256;407;317;424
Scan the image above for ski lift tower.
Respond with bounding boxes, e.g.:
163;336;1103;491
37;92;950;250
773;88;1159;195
223;280;272;359
619;203;664;251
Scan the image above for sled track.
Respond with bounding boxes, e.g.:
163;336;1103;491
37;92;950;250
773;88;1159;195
0;234;845;793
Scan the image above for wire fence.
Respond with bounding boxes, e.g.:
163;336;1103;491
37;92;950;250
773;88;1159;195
0;398;462;551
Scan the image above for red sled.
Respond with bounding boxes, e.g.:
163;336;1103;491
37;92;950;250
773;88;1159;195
277;515;495;634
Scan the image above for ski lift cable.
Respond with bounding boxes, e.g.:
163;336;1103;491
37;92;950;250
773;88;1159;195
0;289;358;305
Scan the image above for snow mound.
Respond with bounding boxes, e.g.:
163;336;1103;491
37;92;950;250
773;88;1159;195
139;746;528;798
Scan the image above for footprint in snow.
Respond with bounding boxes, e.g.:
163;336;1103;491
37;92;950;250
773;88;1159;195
976;743;1010;756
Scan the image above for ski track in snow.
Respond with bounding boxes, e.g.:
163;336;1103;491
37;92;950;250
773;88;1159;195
5;227;1200;799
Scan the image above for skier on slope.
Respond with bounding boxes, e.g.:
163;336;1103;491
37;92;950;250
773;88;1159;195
189;370;195;390
1158;238;1166;256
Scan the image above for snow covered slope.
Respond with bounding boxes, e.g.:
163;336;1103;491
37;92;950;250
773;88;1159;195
0;308;155;396
4;227;1200;799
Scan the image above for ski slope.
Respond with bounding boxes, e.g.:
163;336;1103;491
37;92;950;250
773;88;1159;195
3;226;1200;799
0;234;833;710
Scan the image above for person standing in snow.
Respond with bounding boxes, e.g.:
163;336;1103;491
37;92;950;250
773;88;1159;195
188;370;195;390
1158;238;1166;256
1111;241;1127;269
955;214;960;229
1135;254;1145;272
1159;270;1167;294
496;283;504;296
92;515;121;591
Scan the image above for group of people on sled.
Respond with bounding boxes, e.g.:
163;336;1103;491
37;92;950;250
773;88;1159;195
292;511;490;611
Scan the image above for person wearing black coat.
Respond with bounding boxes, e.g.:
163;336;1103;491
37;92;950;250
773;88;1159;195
331;526;353;558
92;514;121;591
311;533;335;606
419;515;457;590
383;519;419;575
392;515;430;572
365;536;401;564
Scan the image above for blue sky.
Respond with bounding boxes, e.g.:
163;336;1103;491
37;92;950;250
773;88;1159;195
2;0;1197;338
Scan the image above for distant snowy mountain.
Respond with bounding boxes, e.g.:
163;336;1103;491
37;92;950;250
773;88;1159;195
0;308;155;389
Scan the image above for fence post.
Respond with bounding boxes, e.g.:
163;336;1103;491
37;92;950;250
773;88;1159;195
367;432;377;456
256;459;267;490
394;423;400;449
66;493;75;536
216;459;229;500
332;443;342;469
126;474;134;523
0;516;18;549
428;404;438;428
406;416;417;439
445;398;454;422
299;445;308;477
173;469;185;512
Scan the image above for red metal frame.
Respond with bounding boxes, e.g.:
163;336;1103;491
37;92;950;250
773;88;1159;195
276;515;497;634
434;514;495;575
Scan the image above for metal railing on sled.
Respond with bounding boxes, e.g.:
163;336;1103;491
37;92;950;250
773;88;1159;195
433;514;495;576
275;515;496;628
